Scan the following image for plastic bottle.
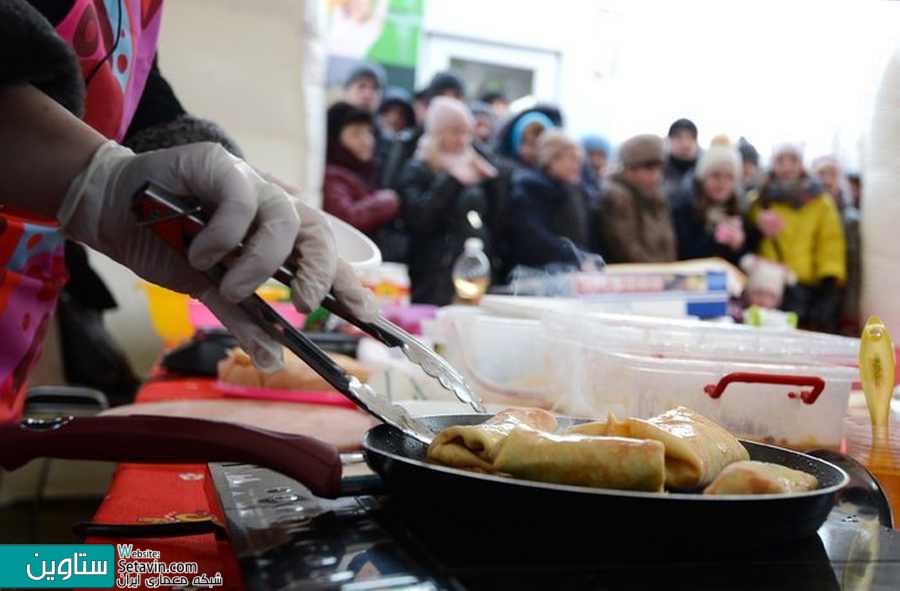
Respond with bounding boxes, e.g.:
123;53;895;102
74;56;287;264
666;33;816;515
452;238;491;304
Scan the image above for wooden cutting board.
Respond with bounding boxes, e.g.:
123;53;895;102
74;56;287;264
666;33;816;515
101;400;377;452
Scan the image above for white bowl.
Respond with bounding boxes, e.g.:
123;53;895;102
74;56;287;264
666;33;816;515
323;212;382;271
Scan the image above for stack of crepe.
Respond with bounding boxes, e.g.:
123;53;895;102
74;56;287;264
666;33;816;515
426;406;818;495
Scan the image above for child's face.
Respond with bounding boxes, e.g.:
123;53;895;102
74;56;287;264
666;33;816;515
748;288;779;309
773;153;803;182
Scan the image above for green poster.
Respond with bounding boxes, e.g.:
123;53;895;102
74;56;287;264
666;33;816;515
367;0;424;68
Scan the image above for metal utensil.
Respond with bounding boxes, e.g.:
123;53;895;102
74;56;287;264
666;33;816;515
132;182;438;444
133;182;484;415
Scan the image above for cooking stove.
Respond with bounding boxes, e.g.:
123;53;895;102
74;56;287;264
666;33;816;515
210;457;900;591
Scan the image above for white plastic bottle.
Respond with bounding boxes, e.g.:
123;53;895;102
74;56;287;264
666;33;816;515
452;238;491;304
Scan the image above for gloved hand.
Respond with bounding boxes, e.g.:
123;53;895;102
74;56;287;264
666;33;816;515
58;141;377;371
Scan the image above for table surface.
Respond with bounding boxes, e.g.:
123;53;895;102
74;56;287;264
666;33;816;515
843;391;900;520
84;376;900;590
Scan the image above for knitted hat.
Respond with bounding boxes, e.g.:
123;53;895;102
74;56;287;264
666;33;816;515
695;144;742;181
344;62;386;90
469;100;495;120
737;137;759;165
426;71;466;100
741;255;796;304
619;134;665;168
377;86;415;128
509;111;555;158
668;118;698;139
581;134;612;155
424;96;473;135
812;154;841;173
537;130;578;169
771;141;804;161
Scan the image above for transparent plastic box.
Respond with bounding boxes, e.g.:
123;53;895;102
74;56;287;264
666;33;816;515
541;311;860;450
433;308;553;408
554;351;856;451
542;310;860;367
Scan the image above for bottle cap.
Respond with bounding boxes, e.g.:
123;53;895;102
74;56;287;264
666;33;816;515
463;237;484;253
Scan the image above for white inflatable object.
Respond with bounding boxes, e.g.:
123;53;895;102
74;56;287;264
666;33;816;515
863;47;900;335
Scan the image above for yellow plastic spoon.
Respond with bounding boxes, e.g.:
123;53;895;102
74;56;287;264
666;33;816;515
859;315;896;431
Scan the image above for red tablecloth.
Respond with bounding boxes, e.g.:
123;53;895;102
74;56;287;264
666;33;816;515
83;376;245;590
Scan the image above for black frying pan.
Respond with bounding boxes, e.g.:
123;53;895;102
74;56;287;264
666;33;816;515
362;414;850;553
0;410;849;555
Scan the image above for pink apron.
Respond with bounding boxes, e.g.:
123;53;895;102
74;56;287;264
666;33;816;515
0;0;163;423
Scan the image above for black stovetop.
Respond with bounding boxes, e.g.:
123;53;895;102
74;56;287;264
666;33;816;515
209;459;900;591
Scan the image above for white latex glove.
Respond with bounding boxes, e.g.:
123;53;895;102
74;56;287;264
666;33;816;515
58;140;377;371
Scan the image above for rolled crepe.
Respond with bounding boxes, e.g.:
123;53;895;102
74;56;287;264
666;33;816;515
217;347;370;392
425;408;558;472
625;407;749;490
493;429;666;492
703;461;818;495
564;412;630;437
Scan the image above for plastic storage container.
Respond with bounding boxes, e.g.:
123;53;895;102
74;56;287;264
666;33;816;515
554;351;857;451
433;308;552;408
542;310;860;367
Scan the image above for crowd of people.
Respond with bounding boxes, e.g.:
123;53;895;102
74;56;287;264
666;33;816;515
325;62;863;335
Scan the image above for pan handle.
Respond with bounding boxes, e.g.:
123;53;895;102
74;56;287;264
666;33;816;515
0;415;343;499
704;372;826;404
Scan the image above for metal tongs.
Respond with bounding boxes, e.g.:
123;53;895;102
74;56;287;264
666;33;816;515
132;183;486;444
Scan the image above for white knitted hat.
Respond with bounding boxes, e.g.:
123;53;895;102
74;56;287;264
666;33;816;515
695;144;742;181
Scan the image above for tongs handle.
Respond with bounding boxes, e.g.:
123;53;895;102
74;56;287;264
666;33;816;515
132;181;482;416
132;185;358;400
131;182;401;346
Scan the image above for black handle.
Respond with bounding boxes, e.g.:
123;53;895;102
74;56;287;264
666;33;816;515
134;182;403;349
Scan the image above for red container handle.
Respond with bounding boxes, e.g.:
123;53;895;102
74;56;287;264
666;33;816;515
704;372;826;405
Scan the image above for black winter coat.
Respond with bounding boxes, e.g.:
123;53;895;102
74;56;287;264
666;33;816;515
505;169;591;271
399;160;494;306
670;182;748;265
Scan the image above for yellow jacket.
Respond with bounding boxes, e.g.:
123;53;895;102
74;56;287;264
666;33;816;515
747;193;847;285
